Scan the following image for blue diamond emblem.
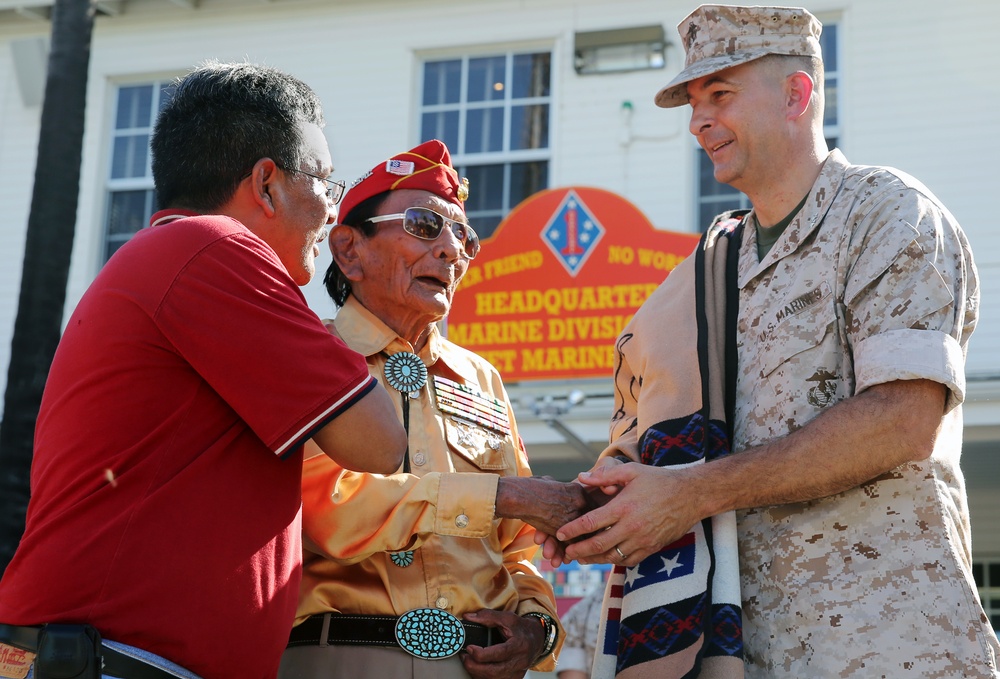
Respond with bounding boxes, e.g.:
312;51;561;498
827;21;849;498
540;190;605;277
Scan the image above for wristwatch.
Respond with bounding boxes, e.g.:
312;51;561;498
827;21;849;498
523;611;558;659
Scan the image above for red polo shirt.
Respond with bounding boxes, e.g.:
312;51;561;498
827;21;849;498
0;211;375;679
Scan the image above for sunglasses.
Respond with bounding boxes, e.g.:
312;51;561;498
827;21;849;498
366;207;480;259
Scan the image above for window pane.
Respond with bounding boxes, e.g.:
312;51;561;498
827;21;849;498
824;76;838;128
974;562;984;585
820;23;837;127
423;60;462;105
468;56;506;103
465;107;504;153
820;23;837;72
509;160;547;207
698;203;718;230
111;134;149;180
697;149;733;198
159;82;176;111
105;236;129;263
421;111;460;152
462;164;505;239
512;53;550;98
107;189;152;238
462;164;504;212
510;104;549;150
474;214;503;238
116;85;153;130
990;563;1000;584
696;147;750;231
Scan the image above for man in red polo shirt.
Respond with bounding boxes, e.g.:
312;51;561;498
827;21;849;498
0;61;405;679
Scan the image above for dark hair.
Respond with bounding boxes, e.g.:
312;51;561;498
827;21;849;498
323;191;391;307
151;60;325;211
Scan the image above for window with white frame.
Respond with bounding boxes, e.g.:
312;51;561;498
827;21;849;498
103;80;174;263
419;50;551;238
693;20;839;230
974;558;1000;632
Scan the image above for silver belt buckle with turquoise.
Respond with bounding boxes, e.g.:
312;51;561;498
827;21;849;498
394;607;466;659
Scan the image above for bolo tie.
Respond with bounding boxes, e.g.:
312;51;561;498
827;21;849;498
382;351;427;569
382;351;428;474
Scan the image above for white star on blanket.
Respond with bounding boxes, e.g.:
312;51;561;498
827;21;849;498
659;554;682;577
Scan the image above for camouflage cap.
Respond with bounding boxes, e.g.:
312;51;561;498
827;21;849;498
655;4;822;108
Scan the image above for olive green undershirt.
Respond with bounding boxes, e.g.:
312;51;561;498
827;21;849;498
755;193;809;260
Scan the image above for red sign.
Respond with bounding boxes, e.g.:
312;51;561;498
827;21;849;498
447;187;699;382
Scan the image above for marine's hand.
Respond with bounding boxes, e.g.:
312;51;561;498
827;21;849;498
461;609;545;679
557;462;703;566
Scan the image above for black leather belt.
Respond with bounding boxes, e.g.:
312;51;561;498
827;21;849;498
0;623;187;679
287;612;499;656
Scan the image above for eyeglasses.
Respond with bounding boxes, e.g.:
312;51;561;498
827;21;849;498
279;166;346;205
366;207;480;259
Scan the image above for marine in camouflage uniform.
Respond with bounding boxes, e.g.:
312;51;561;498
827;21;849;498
731;148;991;676
553;4;1000;677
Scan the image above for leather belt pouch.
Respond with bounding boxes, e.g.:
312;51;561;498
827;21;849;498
35;624;101;679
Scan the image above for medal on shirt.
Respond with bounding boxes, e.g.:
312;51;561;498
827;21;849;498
432;376;511;438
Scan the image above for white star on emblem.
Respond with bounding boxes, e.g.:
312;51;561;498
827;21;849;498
659;554;682;577
624;566;643;588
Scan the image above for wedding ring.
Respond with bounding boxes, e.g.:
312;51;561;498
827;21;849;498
614;546;627;561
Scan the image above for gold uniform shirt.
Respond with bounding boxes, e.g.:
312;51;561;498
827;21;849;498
295;296;561;671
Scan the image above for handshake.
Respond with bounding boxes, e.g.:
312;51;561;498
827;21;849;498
494;473;618;564
495;459;705;569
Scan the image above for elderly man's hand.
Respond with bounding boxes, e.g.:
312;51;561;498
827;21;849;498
530;456;626;566
460;609;544;679
495;476;606;537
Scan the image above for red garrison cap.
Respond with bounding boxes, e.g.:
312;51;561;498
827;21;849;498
339;139;469;221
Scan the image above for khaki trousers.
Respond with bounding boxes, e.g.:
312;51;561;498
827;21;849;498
278;644;472;679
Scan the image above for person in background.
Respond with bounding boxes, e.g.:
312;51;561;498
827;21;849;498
556;583;606;679
0;61;405;679
278;139;594;679
552;5;998;677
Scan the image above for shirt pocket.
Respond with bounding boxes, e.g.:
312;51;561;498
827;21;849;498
443;416;511;472
757;282;837;382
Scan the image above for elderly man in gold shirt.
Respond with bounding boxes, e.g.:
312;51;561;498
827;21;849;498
279;140;590;679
